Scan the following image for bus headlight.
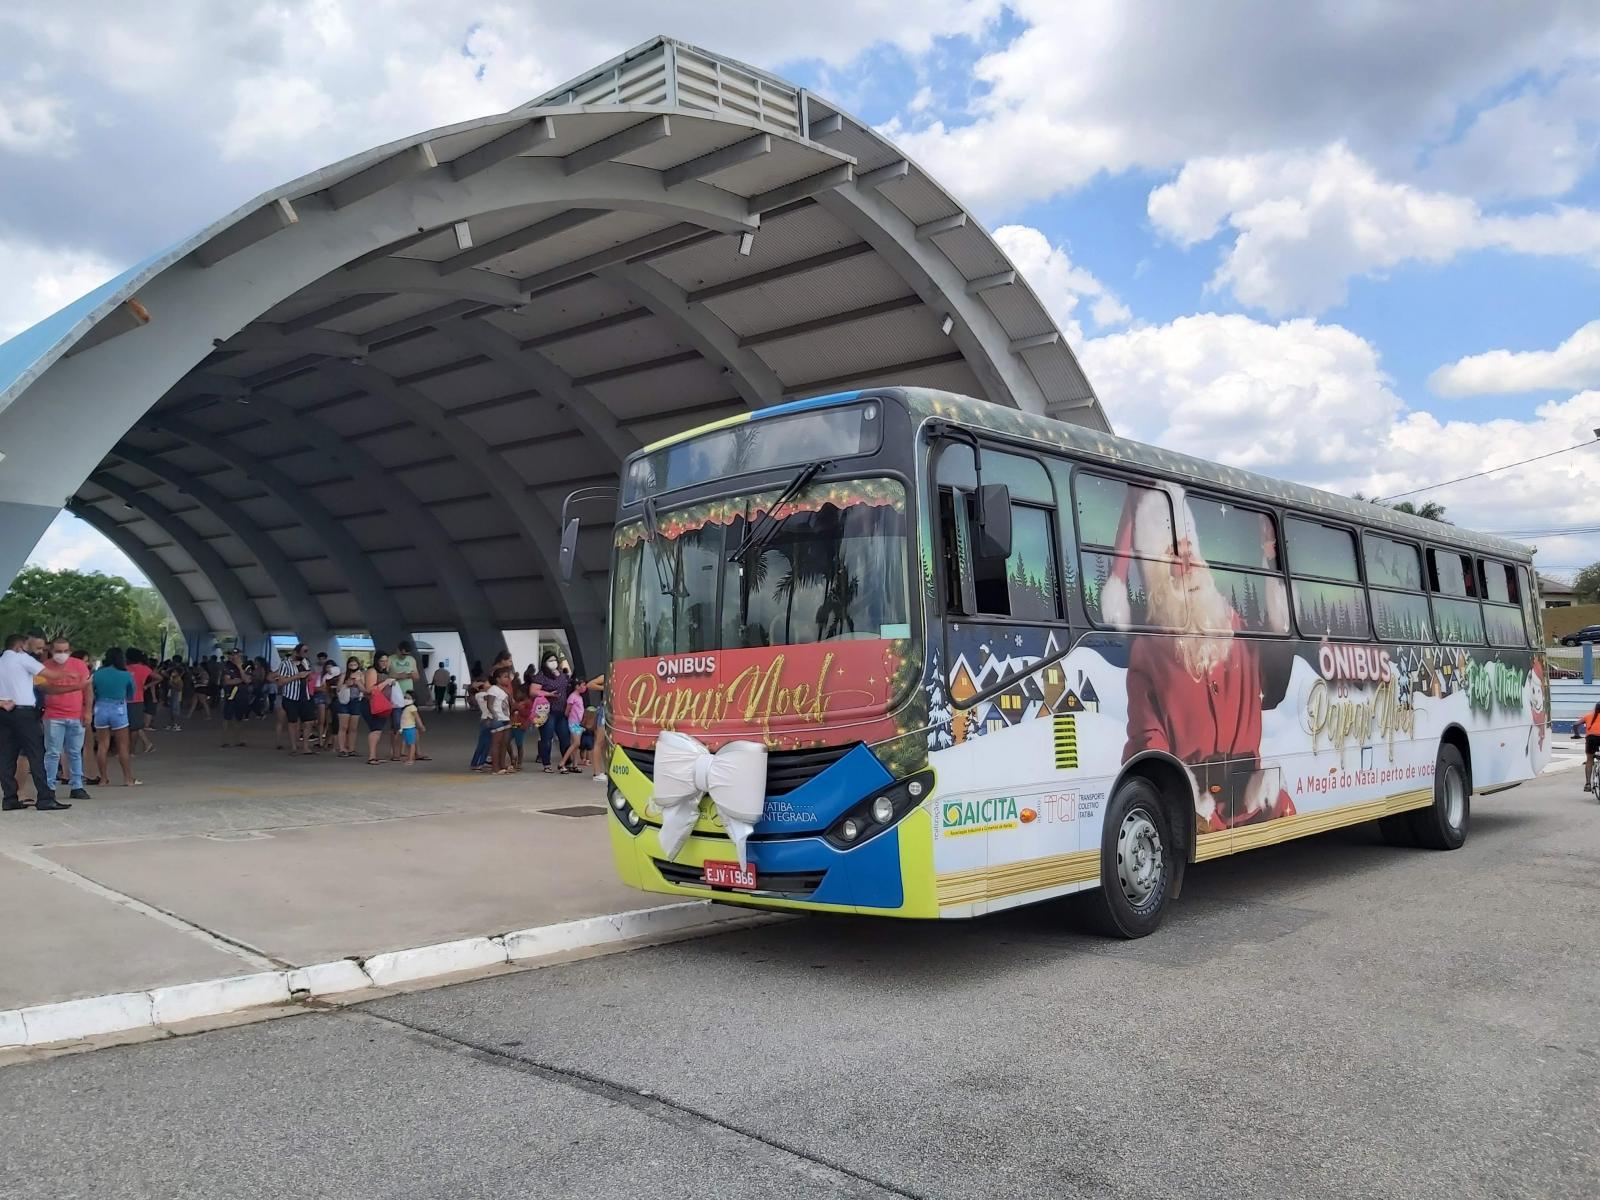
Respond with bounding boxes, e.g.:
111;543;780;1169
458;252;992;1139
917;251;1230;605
823;770;934;850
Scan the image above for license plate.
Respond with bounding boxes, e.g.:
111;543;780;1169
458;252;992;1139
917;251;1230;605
701;860;757;890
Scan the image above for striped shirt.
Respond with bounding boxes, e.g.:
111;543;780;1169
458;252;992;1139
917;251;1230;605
278;657;312;701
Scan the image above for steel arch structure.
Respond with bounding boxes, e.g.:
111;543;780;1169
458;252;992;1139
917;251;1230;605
0;36;1108;670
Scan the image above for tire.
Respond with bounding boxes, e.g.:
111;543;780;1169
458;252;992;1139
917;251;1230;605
1079;776;1176;938
1408;742;1469;850
1562;637;1579;647
1377;814;1419;847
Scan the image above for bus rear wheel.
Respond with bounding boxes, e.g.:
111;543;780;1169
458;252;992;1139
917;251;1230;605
1080;776;1174;939
1409;743;1470;850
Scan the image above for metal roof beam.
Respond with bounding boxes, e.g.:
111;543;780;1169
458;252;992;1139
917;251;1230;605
687;241;873;304
81;476;267;650
517;223;707;297
147;414;413;648
236;394;506;663
194;199;299;269
561;115;670;176
449;116;555;181
435;209;604;275
109;446;335;646
281;294;391;334
965;270;1016;295
522;308;652;349
915;213;967;240
225;323;365;359
1009;331;1061;352
65;501;213;644
319;356;607;622
601;262;784;408
857;159;909;190
784;351;965;398
738;294;922;348
663;133;770;188
435;320;638;466
328;142;439;209
747;163;853;215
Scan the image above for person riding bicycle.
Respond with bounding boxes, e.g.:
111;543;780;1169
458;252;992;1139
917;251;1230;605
1581;703;1600;790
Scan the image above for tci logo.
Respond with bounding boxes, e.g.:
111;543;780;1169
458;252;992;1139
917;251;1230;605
655;654;716;680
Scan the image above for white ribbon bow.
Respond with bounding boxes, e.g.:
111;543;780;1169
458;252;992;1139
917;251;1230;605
652;730;768;869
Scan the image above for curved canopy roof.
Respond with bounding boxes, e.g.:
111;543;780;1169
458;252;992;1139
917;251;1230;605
0;36;1107;667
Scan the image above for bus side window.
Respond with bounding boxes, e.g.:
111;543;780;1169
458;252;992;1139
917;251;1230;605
966;497;1059;620
1426;547;1486;645
1479;557;1527;647
937;487;971;615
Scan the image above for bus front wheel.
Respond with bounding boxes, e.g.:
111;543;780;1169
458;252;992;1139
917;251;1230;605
1080;776;1175;938
1409;743;1470;850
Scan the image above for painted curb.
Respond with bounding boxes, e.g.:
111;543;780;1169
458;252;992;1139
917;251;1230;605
363;935;509;988
2;900;719;1050
150;972;292;1026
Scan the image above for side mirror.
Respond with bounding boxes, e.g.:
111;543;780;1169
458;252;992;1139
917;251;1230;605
975;483;1012;560
558;516;580;583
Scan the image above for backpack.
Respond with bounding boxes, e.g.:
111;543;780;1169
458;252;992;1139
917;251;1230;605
531;695;550;727
368;681;395;716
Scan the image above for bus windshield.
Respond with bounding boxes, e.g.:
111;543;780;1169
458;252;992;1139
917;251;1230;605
610;478;910;660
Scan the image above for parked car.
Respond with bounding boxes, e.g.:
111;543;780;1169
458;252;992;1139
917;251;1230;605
1549;665;1580;679
1560;625;1600;646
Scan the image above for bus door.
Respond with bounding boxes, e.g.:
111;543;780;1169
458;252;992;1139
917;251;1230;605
930;439;1078;901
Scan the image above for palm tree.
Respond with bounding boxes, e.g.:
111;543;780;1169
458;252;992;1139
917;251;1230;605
1352;492;1450;523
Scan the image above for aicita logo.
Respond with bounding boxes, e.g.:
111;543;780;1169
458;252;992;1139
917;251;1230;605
942;796;1020;836
655;654;717;681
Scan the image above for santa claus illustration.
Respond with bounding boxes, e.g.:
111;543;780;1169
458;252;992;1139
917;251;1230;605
1102;487;1294;832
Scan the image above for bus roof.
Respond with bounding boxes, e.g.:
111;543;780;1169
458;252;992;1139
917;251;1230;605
887;387;1532;562
640;386;1531;561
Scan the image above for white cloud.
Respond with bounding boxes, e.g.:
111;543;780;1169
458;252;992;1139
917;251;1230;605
1424;68;1600;199
992;225;1129;343
888;0;1600;214
1082;313;1600;566
1430;320;1600;397
25;511;146;583
0;91;72;151
1146;144;1600;315
0;235;120;340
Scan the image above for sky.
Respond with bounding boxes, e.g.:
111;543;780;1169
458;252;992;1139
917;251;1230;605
4;0;1600;584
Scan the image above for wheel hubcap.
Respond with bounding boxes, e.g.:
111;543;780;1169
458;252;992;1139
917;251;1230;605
1443;765;1466;831
1117;810;1164;906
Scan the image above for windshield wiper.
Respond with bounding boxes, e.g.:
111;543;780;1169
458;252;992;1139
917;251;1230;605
727;459;831;568
643;496;682;597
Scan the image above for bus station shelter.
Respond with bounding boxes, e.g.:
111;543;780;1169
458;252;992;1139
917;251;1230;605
0;36;1109;672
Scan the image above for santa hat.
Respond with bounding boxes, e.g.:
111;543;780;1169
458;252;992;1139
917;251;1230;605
1100;488;1145;629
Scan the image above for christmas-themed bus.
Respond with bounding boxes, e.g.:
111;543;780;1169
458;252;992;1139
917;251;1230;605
572;387;1546;936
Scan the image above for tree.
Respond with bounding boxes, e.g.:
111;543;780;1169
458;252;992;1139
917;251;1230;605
1572;562;1600;604
1352;492;1451;523
0;567;145;656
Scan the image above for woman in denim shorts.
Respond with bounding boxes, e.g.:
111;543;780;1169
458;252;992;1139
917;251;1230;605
90;647;139;787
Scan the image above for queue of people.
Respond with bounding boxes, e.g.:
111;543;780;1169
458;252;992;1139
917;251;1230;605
1;630;607;811
463;650;605;779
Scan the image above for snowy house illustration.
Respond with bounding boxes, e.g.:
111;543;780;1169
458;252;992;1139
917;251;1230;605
976;699;1007;735
1079;677;1100;713
1060;688;1084;713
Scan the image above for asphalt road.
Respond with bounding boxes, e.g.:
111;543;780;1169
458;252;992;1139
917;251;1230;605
4;770;1598;1199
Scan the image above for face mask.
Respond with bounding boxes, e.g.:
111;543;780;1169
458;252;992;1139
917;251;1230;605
52;652;70;664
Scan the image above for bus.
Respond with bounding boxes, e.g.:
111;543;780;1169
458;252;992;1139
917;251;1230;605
579;387;1548;937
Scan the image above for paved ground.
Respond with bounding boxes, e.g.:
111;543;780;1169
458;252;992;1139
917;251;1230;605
4;768;1596;1199
0;711;633;1008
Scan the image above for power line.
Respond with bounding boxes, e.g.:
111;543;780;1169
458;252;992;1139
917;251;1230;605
1376;435;1600;501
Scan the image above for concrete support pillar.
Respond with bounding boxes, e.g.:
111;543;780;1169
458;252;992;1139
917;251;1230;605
0;501;60;596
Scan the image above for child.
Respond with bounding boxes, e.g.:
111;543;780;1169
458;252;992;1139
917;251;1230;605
468;676;492;771
398;691;426;765
558;685;587;775
486;667;513;775
508;683;529;772
578;705;598;774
